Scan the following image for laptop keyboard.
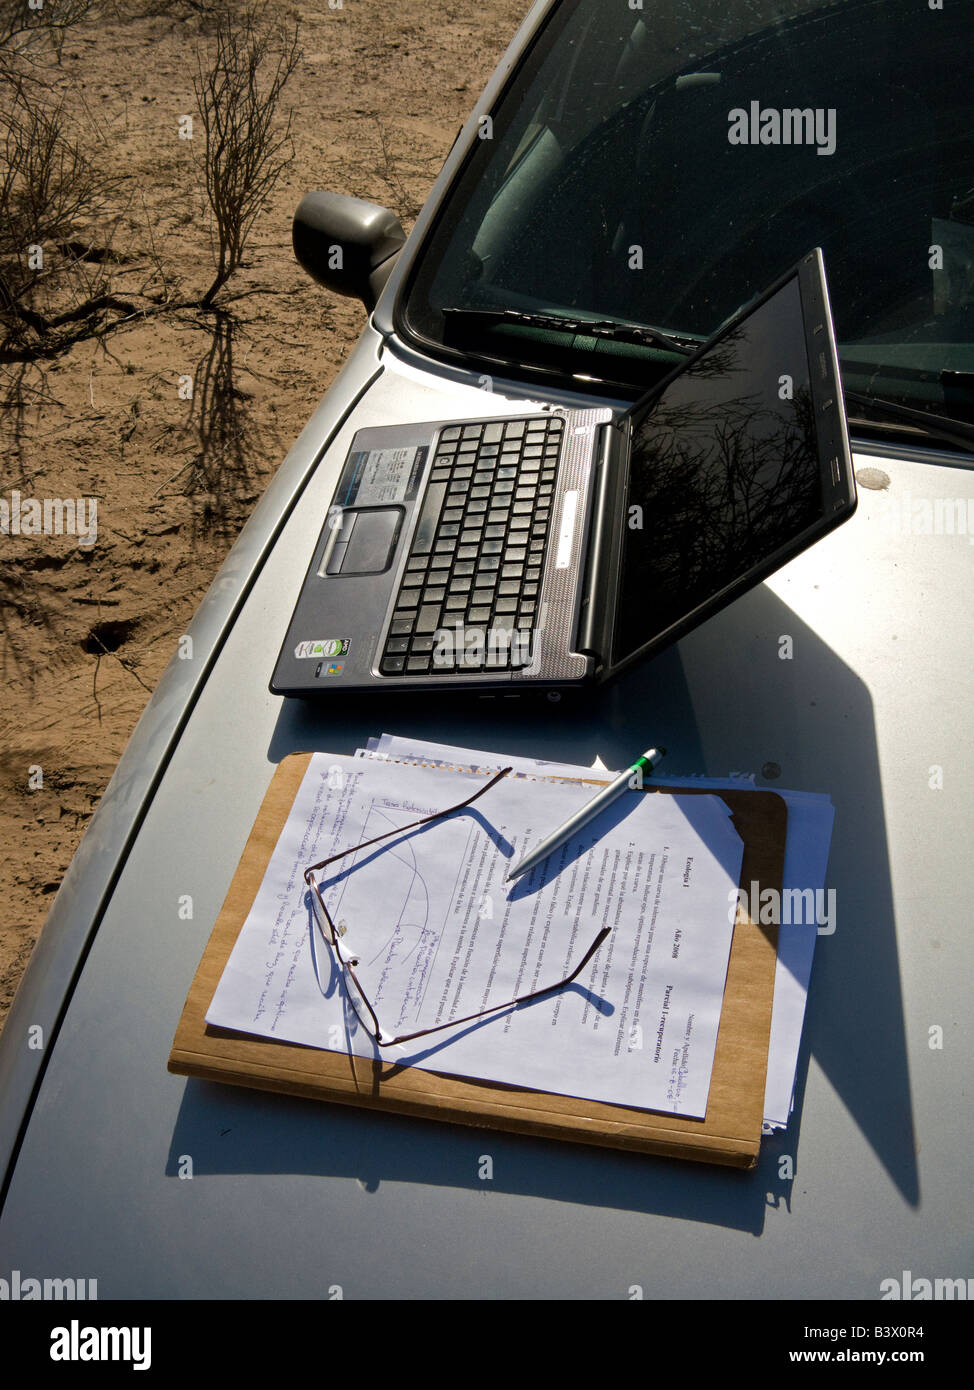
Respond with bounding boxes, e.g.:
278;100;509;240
379;416;564;674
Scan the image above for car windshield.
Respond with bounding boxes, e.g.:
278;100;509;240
401;0;974;441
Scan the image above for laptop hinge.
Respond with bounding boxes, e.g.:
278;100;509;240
576;419;625;658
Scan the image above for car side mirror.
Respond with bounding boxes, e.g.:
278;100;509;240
292;192;406;311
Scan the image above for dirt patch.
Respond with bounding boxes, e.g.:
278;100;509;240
0;0;529;1031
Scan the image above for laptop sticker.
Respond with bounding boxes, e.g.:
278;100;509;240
295;639;350;659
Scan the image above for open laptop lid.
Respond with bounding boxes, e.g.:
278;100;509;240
593;248;855;684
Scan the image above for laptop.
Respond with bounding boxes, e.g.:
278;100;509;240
270;248;855;697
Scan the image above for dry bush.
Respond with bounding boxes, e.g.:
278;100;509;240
0;89;127;361
0;1;135;363
0;0;94;74
0;0;302;531
194;3;301;308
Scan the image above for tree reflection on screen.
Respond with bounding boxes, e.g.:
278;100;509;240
613;317;822;664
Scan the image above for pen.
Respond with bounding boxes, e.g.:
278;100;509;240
506;747;667;882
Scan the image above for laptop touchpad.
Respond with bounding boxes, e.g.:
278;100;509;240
327;506;403;575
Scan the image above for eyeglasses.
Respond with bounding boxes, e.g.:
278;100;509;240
304;766;610;1047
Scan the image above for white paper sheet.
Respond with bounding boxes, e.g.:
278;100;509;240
368;734;835;1131
206;752;744;1117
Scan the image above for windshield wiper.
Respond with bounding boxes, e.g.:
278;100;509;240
845;389;974;457
442;306;698;356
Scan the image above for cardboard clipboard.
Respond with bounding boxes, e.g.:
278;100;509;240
168;753;787;1168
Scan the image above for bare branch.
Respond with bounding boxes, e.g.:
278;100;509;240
193;3;301;309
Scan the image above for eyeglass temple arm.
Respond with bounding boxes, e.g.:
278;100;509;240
304;765;512;881
378;925;613;1046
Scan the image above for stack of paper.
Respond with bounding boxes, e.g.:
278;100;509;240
365;735;835;1130
205;737;833;1129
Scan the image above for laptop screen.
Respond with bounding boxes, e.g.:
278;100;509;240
611;272;829;665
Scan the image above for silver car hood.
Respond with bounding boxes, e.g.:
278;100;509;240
2;306;973;1294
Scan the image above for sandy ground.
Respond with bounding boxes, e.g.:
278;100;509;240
0;0;528;1029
